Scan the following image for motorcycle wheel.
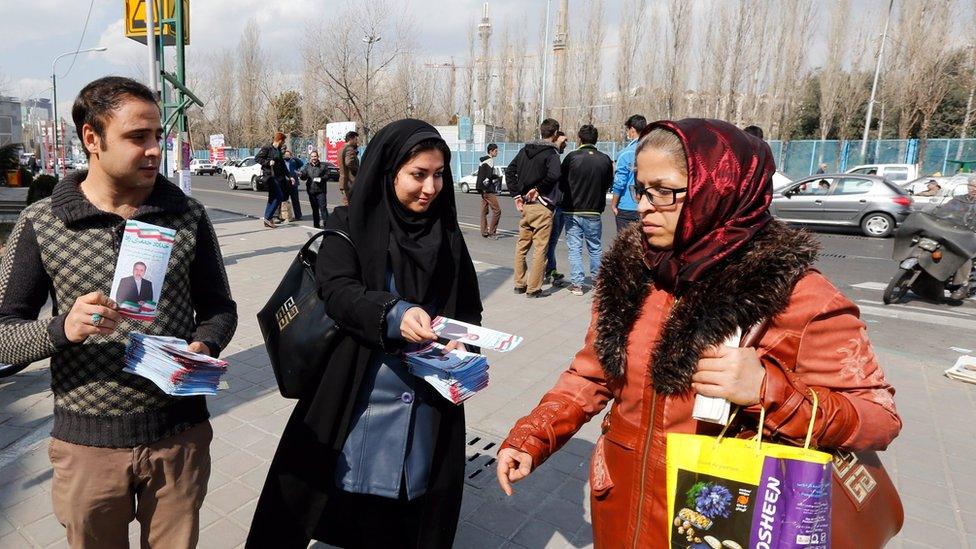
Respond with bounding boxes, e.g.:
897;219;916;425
883;267;914;304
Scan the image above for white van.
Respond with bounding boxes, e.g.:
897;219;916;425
845;164;917;185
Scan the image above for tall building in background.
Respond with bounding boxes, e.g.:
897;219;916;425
476;1;493;123
0;97;24;147
552;0;569;118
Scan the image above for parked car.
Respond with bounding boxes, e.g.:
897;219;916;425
223;157;264;191
219;159;240;178
770;174;912;237
771;171;792;192
456;165;507;194
846;163;917;185
189;159;218;176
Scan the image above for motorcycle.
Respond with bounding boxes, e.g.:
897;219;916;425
883;203;976;305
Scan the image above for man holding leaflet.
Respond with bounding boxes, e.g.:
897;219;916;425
0;77;238;548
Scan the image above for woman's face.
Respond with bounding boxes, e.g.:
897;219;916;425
394;149;445;213
635;147;688;250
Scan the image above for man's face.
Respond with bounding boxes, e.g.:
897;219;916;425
133;263;146;279
310;152;319;164
556;136;568;154
84;97;162;189
284;151;292;160
626;126;639;140
489;148;498;158
349;136;359;147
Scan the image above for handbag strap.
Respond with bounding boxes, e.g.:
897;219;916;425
300;229;354;269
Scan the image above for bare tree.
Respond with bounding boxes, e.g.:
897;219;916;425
662;0;691;119
237;19;265;147
818;0;852;145
300;0;411;140
614;0;649;123
836;23;873;141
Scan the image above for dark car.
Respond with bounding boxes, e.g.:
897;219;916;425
770;174;912;237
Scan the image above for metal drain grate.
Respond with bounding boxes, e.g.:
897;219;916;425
820;253;848;259
464;430;503;489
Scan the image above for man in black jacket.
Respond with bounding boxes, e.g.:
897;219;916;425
559;124;613;295
299;149;330;228
477;143;502;239
505;118;562;298
255;132;287;228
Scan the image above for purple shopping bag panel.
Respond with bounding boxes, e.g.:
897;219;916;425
750;456;831;548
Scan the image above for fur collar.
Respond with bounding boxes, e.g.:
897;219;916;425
593;220;819;394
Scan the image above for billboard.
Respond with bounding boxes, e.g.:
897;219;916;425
325;121;357;166
209;134;225;163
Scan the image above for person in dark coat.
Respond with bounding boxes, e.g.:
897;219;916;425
299;149;331;228
247;119;483;549
255;132;287;228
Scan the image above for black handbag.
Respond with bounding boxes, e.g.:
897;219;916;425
257;229;355;398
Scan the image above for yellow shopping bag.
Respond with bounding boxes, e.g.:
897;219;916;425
666;391;833;548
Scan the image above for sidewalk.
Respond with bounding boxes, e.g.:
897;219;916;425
0;210;972;548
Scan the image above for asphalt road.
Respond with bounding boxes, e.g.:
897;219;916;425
187;173;976;373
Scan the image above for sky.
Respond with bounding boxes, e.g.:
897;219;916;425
1;0;917;121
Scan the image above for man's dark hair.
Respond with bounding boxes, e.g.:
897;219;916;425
133;261;147;270
540;118;560;139
345;131;359;141
743;125;764;139
624;114;647;133
487;143;498;153
71;77;159;158
578;125;598;145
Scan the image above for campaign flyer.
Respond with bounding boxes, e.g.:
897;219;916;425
109;220;175;322
431;316;523;352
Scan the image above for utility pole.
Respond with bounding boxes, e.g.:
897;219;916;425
146;0;159;96
861;0;894;162
51;46;107;179
477;2;493;124
539;0;553;124
551;0;569;118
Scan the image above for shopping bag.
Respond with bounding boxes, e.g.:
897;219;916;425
666;390;833;549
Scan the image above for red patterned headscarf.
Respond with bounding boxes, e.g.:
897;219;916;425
641;118;775;294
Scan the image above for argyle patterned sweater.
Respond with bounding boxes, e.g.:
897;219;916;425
0;172;237;447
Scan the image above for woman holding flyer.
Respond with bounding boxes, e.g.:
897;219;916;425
495;119;902;547
248;120;483;548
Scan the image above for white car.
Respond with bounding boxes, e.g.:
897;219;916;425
846;164;917;185
456;165;507;194
224;157;264;191
188;159;218;176
903;175;972;211
772;171;792;192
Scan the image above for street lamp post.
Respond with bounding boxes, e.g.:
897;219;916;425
362;34;381;139
860;0;894;162
52;46;108;179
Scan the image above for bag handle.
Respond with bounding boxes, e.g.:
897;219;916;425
299;229;353;268
716;385;821;453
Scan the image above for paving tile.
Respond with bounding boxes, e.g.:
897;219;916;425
468;500;529;540
205;481;258;516
453;522;506;549
511;518;575;549
3;491;54;528
0;530;32;548
533;496;588;535
900;517;965;547
215;450;263;479
198;517;249;549
21;513;65;547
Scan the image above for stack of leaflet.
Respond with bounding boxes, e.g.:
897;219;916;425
945;355;976;385
405;343;489;404
124;332;228;396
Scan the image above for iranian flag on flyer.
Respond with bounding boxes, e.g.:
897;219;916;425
109;220;176;322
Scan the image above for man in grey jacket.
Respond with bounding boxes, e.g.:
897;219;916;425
299;149;330;228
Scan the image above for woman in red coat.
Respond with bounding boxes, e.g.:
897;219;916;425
495;119;901;548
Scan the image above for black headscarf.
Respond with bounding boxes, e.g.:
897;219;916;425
346;119;473;310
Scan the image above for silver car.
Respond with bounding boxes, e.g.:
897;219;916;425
770;174;912;237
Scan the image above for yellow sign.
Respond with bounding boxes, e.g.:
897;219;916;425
124;0;189;45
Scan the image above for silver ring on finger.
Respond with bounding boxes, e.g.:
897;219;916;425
91;313;103;327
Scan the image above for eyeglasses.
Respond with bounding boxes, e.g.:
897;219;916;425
631;184;688;207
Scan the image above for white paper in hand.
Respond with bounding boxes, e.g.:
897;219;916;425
693;328;741;425
431;316;523;352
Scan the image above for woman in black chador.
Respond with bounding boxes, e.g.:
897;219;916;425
248;120;483;548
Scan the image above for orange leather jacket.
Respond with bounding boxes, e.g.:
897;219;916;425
501;224;901;548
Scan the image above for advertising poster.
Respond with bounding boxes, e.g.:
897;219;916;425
325;121;356;166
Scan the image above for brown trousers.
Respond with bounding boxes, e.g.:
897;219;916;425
480;192;501;236
514;202;553;293
49;421;212;549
